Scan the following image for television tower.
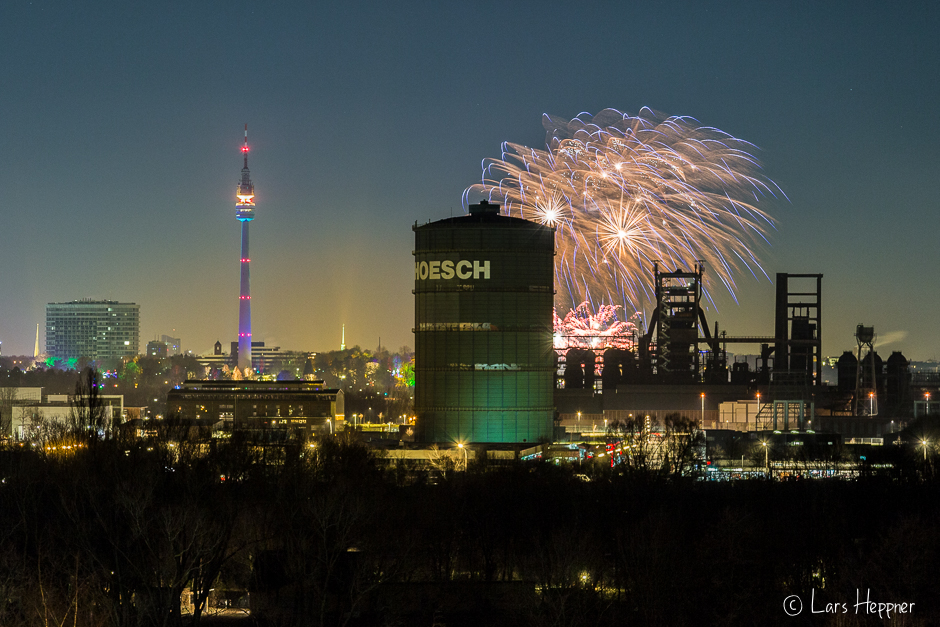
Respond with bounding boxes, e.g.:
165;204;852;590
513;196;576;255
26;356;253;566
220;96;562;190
235;124;255;371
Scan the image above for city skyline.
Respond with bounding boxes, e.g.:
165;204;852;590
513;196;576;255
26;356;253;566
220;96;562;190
1;2;938;359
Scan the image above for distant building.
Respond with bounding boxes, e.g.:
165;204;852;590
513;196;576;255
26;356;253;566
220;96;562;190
252;342;284;371
45;300;140;361
250;342;310;375
144;336;181;358
0;387;42;403
160;335;182;356
195;341;233;370
216;341;308;376
146;340;168;358
167;380;344;439
8;392;125;440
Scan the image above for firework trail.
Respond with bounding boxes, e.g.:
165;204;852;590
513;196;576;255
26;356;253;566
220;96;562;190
464;108;782;323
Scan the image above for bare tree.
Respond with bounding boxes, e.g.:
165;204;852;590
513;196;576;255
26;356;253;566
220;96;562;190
607;416;660;479
659;413;704;479
608;413;703;481
68;368;107;442
426;444;458;479
0;386;18;439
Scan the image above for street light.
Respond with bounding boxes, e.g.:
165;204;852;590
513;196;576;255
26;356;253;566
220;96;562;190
926;392;931;416
922;439;929;462
700;393;705;425
457;443;468;470
756;391;761;428
761;441;769;472
327;418;333;435
869;392;874;415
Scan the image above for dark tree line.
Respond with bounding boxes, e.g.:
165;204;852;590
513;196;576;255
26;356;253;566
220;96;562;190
2;378;940;626
4;444;940;626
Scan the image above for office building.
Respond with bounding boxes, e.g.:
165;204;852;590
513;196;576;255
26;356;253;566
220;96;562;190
45;300;140;361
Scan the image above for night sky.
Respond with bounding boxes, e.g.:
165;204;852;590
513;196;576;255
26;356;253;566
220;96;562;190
2;1;938;360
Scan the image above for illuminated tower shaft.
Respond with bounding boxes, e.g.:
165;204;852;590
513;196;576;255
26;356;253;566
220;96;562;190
238;220;252;368
235;124;256;371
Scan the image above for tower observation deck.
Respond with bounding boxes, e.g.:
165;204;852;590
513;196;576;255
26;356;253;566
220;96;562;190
236;124;255;371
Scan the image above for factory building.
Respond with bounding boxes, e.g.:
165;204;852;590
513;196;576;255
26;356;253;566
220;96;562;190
45;300;140;361
167;380;343;440
413;200;555;444
555;270;828;436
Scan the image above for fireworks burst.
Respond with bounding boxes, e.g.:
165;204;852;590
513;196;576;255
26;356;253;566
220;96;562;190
464;108;782;321
553;303;638;352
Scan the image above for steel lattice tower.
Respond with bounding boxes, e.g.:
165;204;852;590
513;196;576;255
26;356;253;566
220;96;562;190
235;124;255;371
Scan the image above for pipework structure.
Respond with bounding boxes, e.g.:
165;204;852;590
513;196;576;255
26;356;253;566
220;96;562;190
235;124;255;371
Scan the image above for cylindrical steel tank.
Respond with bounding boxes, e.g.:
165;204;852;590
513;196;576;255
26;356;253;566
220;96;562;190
413;200;555;444
860;351;883;389
564;348;586;389
886;351;909;414
837;351;857;393
602;348;636;391
601;348;622;392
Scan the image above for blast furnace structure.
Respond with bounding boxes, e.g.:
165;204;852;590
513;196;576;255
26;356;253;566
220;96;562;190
413;200;555;444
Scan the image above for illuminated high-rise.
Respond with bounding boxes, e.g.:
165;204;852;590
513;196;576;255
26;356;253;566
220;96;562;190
235;124;255;371
45;300;140;361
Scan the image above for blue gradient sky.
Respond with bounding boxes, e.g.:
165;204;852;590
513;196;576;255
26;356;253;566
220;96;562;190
1;1;938;359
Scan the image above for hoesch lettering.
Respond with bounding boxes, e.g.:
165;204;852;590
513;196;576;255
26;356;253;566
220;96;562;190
416;260;490;280
441;260;455;279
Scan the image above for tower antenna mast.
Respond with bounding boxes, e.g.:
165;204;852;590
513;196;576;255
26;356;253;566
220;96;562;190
235;124;256;371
